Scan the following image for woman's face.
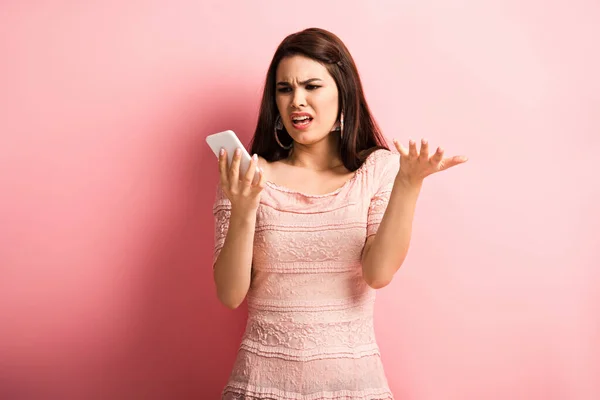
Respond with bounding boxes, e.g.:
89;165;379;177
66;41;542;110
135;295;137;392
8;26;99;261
275;55;340;146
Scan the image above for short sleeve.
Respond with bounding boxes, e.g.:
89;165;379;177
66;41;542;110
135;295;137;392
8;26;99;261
212;184;231;267
366;150;400;238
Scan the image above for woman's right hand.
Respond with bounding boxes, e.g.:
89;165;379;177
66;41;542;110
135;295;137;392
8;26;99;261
219;148;266;215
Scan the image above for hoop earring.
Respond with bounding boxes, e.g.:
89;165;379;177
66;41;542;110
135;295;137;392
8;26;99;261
339;112;344;138
274;115;293;150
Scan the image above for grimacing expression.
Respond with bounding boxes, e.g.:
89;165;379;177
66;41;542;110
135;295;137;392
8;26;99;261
275;55;340;145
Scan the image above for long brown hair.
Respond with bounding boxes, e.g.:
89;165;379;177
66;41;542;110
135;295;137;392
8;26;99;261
249;28;389;171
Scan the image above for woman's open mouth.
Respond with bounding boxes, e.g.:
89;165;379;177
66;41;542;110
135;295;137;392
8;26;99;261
291;114;313;130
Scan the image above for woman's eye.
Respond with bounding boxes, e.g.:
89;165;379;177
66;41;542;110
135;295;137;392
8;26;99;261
277;87;291;93
306;85;320;90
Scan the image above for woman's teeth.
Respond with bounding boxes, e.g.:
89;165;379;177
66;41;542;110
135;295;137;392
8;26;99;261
292;116;312;124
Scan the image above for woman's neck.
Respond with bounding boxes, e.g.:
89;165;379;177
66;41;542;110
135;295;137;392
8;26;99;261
286;134;344;172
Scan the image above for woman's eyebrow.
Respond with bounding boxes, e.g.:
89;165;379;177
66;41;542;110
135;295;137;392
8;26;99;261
276;78;323;86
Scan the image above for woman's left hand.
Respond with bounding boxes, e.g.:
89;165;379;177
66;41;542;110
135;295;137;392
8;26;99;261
393;138;468;186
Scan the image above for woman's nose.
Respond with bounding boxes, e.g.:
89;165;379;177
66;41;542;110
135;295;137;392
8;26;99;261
291;89;306;108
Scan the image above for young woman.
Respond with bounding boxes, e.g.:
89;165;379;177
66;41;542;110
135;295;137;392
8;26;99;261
212;27;467;399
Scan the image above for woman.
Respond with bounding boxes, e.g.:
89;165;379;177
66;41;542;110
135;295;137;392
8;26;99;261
212;27;467;399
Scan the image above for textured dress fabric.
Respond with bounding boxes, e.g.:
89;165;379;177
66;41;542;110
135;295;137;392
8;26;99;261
212;149;400;400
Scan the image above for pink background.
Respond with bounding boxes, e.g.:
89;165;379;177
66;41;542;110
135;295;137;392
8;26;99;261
1;1;598;399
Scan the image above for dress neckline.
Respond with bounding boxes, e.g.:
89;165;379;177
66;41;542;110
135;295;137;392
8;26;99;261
264;149;388;198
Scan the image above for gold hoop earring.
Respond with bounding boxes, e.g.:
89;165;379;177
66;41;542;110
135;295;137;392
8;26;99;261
274;115;292;150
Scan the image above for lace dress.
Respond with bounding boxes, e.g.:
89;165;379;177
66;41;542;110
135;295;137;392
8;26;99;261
212;149;399;399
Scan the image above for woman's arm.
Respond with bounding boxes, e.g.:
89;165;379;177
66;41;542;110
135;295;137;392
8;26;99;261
213;209;257;309
361;138;467;289
361;179;421;288
213;149;266;309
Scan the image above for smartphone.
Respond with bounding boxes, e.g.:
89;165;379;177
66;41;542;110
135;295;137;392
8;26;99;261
205;130;260;182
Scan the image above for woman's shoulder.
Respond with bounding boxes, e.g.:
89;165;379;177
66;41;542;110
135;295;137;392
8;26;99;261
358;147;399;192
359;147;399;173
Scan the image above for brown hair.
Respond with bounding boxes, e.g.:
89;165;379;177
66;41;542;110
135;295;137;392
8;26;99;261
248;27;389;171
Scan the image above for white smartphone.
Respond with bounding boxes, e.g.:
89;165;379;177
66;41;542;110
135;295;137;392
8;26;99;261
205;130;260;182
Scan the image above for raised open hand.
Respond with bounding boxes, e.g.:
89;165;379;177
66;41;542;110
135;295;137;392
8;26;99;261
393;138;468;186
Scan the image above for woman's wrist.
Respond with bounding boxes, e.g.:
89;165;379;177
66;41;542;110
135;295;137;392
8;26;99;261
394;174;423;193
230;206;258;224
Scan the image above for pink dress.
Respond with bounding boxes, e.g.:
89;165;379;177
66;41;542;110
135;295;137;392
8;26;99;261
213;149;399;399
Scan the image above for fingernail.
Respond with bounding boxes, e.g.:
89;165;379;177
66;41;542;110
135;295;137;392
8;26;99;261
235;148;241;156
422;138;428;144
253;154;258;162
219;148;225;155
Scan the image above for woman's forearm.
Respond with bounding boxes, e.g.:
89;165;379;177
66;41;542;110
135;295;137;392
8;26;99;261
213;209;256;309
362;178;422;288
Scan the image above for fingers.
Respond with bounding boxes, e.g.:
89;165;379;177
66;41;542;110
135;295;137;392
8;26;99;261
218;148;229;188
393;139;409;158
394;138;428;161
431;146;444;165
439;155;469;171
243;154;258;187
393;136;467;176
394;138;454;165
419;139;429;161
408;139;418;159
256;165;267;189
229;148;242;184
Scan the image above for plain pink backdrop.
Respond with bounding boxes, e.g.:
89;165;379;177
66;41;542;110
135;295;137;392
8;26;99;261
1;1;598;399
